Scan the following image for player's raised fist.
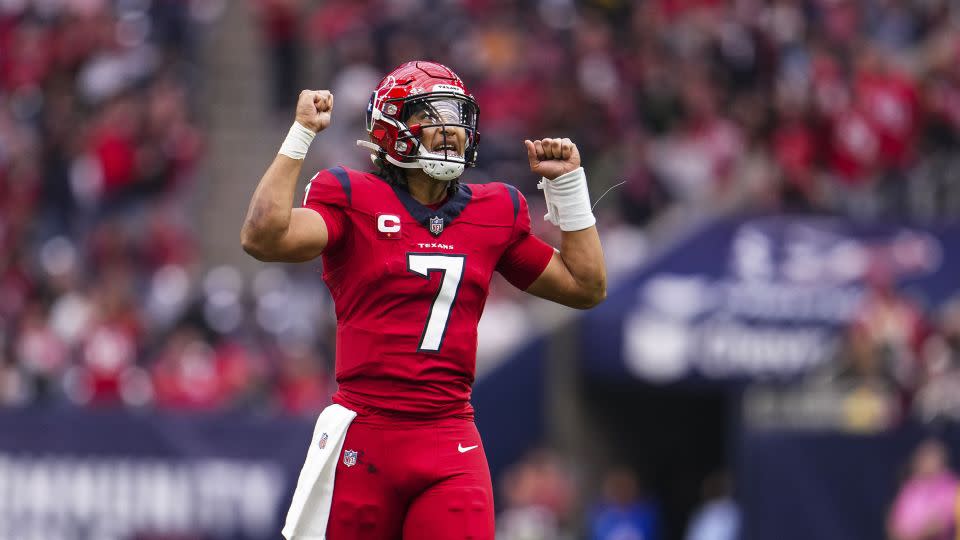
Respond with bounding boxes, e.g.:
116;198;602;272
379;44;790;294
524;137;581;180
295;90;334;133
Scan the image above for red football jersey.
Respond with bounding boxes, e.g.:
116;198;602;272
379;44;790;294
302;166;554;418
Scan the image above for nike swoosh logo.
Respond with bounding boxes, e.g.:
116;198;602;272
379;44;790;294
458;444;479;453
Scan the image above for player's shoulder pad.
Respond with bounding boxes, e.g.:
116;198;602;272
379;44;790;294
504;183;522;222
305;166;392;210
305;166;352;208
465;182;525;227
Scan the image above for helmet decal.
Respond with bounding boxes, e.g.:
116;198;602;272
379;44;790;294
372;76;397;112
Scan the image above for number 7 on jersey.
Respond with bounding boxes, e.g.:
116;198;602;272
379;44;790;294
407;254;466;352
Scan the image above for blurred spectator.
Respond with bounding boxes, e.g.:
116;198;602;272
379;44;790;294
588;467;661;540
151;326;229;410
826;324;898;389
70;265;144;406
497;449;577;540
649;69;744;207
888;439;959;540
272;341;331;415
685;471;740;540
913;299;960;423
851;268;929;392
255;0;303;113
771;87;822;211
14;301;67;402
913;333;960;423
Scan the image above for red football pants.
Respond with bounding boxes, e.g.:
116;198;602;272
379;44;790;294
325;414;495;540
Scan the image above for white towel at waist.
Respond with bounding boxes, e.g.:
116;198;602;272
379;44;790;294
282;403;357;540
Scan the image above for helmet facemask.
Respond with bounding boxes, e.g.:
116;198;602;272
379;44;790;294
362;91;480;182
406;97;473;181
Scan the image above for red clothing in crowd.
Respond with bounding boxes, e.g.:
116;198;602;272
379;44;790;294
855;72;921;169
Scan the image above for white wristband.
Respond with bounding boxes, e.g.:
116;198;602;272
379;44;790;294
537;167;596;231
278;121;316;160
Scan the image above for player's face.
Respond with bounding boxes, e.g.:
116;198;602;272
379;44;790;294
405;100;467;159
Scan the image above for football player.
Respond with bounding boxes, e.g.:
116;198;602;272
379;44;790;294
241;61;606;540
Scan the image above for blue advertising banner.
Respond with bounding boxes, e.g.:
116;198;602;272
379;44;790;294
0;409;314;540
583;216;960;384
473;336;548;482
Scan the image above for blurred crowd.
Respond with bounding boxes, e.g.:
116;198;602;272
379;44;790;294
0;0;339;414
287;0;960;227
813;275;960;428
495;449;739;540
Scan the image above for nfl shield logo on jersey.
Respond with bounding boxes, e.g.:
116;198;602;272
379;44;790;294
429;216;444;236
343;449;358;467
318;432;328;449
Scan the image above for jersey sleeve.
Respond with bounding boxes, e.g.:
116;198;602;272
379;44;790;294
302;167;351;253
496;187;555;290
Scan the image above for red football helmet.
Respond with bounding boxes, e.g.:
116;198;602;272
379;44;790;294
357;61;480;181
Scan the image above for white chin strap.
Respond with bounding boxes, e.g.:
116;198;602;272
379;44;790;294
356;140;464;182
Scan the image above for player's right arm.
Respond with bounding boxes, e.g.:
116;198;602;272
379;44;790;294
240;90;333;262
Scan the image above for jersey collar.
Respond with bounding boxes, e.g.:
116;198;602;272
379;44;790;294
391;183;472;237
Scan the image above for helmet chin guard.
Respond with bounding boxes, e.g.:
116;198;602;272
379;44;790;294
415;145;465;181
363;144;465;182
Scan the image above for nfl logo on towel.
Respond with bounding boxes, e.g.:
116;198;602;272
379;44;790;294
343;450;358;467
429;216;444;236
318;432;328;449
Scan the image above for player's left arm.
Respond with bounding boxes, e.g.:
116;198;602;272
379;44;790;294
522;138;606;309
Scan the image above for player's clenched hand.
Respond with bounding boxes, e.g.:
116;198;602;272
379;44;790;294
524;138;581;180
295;90;333;133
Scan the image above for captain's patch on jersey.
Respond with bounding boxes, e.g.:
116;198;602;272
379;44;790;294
377;213;401;239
